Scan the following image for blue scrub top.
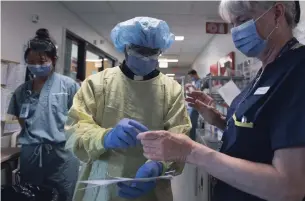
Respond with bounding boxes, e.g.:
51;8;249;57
7;73;79;145
194;78;202;90
213;41;305;201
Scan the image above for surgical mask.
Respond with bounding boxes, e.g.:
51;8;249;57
126;55;158;76
28;62;52;77
191;77;197;81
231;6;277;57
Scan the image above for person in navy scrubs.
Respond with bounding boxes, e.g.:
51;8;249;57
136;1;305;201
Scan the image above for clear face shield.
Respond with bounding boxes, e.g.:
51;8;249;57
125;44;162;61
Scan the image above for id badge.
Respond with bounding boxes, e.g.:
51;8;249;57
19;104;30;118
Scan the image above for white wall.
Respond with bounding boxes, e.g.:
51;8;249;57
192;34;248;78
192;1;305;77
159;67;191;77
293;1;305;44
1;1;124;74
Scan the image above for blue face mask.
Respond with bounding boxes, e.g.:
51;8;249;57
191;77;197;82
126;55;158;76
231;6;276;57
28;63;52;77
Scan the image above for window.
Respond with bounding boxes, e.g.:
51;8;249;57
85;50;101;77
64;30;117;81
64;38;78;80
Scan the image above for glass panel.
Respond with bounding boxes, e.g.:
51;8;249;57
103;57;115;69
85;50;101;78
70;42;78;79
64;38;78;80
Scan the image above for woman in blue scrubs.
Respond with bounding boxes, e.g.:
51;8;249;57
137;1;305;201
7;29;80;201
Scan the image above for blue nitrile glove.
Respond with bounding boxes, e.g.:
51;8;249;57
117;161;163;199
103;118;148;149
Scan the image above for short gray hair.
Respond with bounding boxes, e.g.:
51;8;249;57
219;0;297;28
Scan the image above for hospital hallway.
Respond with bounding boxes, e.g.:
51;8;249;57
1;1;305;201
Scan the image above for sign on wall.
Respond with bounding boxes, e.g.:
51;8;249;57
206;22;228;34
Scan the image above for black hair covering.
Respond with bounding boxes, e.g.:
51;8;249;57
295;1;301;24
188;69;197;75
24;28;57;61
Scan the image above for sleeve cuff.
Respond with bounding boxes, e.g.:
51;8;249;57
145;160;168;176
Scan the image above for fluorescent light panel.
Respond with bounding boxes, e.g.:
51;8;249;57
158;59;178;63
86;58;108;62
159;62;168;68
166;74;175;76
175;36;184;41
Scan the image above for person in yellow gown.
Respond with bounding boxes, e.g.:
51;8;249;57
65;17;191;201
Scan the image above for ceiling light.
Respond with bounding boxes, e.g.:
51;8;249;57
158;59;178;63
166;74;175;77
86;59;103;62
175;36;184;41
159;62;168;68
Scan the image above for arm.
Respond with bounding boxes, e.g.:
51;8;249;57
64;77;112;163
68;81;80;109
213;114;226;131
187;144;305;201
161;86;192;175
7;92;24;128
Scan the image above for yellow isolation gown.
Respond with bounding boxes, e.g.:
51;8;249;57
65;66;191;201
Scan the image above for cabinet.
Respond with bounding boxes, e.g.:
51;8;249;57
171;164;197;201
195;166;210;201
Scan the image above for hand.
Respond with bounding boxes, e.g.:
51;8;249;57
137;131;194;162
186;91;221;126
117;161;163;199
103;118;148;149
185;83;197;93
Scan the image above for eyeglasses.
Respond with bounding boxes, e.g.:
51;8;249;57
126;44;161;60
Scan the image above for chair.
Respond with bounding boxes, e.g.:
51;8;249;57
10;131;20;148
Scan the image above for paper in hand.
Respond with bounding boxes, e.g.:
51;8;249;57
217;80;241;106
79;175;173;186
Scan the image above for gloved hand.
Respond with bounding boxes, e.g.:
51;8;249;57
103;118;148;149
117;161;163;199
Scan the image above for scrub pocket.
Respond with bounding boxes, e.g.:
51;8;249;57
51;92;69;113
222;112;262;155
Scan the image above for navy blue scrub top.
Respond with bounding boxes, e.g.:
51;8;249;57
213;39;305;201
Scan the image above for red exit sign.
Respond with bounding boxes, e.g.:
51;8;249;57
206;22;228;34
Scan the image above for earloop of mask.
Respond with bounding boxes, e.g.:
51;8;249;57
266;22;279;40
256;5;278;41
255;6;275;23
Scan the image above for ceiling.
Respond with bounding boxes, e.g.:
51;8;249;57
62;1;222;70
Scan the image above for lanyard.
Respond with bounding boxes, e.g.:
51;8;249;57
277;37;299;58
226;37;299;126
